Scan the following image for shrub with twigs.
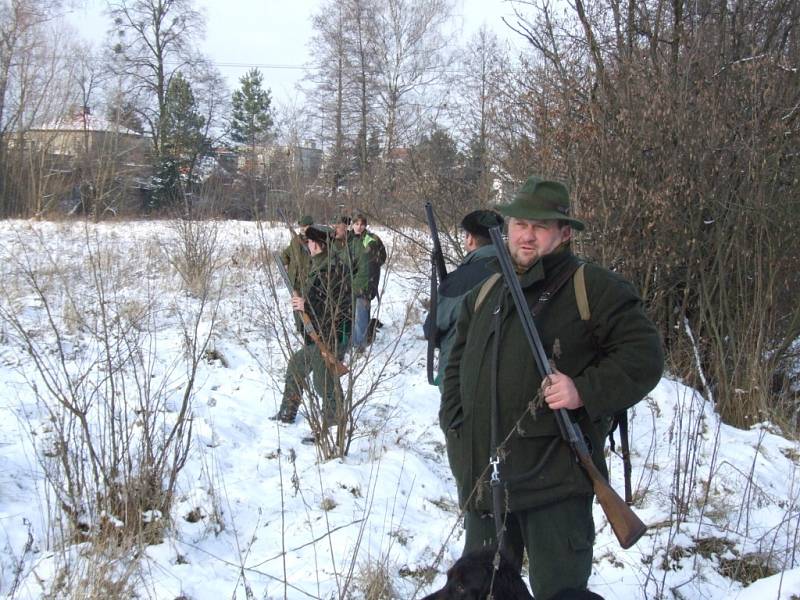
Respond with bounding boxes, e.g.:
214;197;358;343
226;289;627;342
0;226;219;556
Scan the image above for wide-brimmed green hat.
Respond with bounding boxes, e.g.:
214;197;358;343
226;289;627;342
498;176;585;231
298;214;314;226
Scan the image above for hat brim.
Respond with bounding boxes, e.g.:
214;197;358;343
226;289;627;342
497;205;585;231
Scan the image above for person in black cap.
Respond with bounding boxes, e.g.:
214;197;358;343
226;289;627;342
423;209;504;387
272;224;351;427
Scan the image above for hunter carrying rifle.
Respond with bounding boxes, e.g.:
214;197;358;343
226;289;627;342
440;176;664;600
423;205;504;388
270;224;351;427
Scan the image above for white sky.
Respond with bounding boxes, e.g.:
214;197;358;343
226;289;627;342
67;0;522;105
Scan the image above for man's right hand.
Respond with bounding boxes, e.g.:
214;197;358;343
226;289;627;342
291;295;305;312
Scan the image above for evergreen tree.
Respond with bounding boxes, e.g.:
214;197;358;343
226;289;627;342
162;72;206;168
150;73;206;209
230;68;273;148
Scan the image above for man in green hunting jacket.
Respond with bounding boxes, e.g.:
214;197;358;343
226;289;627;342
441;176;663;600
280;214;313;291
349;213;386;349
272;225;351;425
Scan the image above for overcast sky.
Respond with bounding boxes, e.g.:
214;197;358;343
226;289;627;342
67;0;522;105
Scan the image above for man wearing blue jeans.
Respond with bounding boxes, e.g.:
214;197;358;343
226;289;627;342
349;214;386;350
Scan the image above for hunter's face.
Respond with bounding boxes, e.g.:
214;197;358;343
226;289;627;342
507;217;571;269
352;220;366;235
334;223;348;240
307;239;324;256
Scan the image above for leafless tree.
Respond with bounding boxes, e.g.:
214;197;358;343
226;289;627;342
369;0;454;155
106;0;207;158
499;0;800;428
0;2;93;216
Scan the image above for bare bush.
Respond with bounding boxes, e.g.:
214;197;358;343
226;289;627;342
0;225;219;556
164;217;224;297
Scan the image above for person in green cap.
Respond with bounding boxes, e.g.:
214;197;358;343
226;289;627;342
440;176;663;600
271;224;351;426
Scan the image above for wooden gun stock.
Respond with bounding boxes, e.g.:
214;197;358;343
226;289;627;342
297;311;349;376
572;435;646;548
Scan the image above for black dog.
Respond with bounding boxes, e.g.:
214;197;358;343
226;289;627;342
422;547;533;599
422;547;605;599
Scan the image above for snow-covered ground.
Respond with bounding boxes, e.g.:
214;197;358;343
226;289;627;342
0;219;798;599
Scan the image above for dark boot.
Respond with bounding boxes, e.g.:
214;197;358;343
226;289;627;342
269;395;301;424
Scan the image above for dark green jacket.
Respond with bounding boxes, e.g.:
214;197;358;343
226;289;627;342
280;235;311;292
350;230;386;299
423;243;498;385
441;248;663;512
302;250;351;349
332;233;359;281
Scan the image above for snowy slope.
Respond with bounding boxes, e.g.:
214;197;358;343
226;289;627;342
0;220;798;599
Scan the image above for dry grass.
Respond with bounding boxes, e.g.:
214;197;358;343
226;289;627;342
357;559;397;600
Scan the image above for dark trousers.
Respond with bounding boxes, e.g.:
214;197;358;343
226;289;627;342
463;495;594;600
282;342;343;422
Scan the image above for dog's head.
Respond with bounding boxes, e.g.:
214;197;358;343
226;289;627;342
422;547;533;600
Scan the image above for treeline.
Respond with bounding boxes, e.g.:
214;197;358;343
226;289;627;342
0;0;798;429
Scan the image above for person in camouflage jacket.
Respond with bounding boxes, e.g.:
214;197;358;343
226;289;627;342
349;213;386;349
441;177;664;600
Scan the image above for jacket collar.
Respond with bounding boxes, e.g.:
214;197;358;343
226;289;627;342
463;243;497;265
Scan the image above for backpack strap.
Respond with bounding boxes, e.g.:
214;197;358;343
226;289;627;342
474;273;501;313
475;261;582;316
574;263;590;321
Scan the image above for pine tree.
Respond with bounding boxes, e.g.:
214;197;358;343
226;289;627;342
162;73;206;169
230;69;273;149
150;73;206;210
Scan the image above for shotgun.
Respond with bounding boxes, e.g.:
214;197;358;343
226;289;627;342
487;226;646;549
273;251;349;377
424;202;448;283
424;202;448;385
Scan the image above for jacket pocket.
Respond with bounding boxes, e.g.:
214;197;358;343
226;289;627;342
505;425;582;494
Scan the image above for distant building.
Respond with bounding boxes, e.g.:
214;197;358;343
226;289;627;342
24;107;150;166
292;142;322;178
14;107;152;215
386;147;410;163
235;142;322;179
